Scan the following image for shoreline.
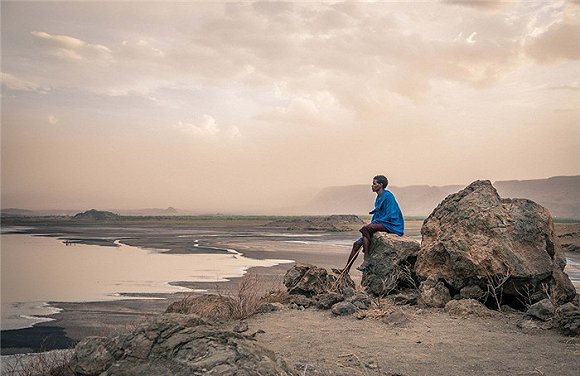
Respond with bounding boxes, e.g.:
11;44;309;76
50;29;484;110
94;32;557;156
1;225;343;354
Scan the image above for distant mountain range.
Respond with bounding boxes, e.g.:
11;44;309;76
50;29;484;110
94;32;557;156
302;175;580;219
2;176;579;219
0;207;187;217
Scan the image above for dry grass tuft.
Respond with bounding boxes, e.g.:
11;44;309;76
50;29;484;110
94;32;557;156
168;273;289;322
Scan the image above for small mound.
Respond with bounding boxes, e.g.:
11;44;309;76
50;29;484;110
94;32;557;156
73;209;120;220
266;215;364;232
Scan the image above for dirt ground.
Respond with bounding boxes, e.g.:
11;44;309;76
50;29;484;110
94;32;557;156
245;304;579;376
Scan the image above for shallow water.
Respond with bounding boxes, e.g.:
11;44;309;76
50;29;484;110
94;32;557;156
0;232;292;330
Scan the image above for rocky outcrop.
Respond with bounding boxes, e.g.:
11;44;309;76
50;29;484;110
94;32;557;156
284;263;355;297
555;302;580;336
361;233;421;296
266;215;365;232
526;299;556;321
73;209;120;220
445;299;495;317
283;264;373;315
416;180;576;308
65;314;296;376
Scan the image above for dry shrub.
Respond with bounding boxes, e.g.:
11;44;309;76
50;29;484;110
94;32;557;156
2;349;74;376
168;274;289;322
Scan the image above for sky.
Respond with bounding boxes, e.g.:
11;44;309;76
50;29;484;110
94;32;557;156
1;0;579;213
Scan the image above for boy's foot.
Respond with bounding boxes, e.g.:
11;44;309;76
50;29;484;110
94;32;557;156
356;262;369;271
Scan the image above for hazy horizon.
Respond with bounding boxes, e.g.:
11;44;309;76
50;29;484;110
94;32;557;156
2;1;579;213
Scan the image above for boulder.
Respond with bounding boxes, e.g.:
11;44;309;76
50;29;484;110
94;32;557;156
287;295;314;308
418;278;451;308
257;302;285;313
416;180;576;308
555;302;580;336
361;233;421;296
315;292;344;309
348;292;372;310
526;299;556;321
445;299;495;317
331;301;356;316
66;314;295;376
70;336;117;376
459;285;485;300
382;310;410;326
284;263;355;297
390;290;419;305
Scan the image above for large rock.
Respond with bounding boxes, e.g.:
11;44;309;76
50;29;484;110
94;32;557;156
361;233;421;296
555;302;580;336
416;180;576;308
66;314;295;376
284;263;355;297
419;278;451;308
526;299;556;321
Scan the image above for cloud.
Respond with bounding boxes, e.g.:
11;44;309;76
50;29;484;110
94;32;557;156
31;31;112;62
1;72;48;93
544;84;580;91
525;21;580;63
120;39;165;59
175;115;219;136
174;115;241;141
47;115;58;125
5;2;579;127
442;0;512;12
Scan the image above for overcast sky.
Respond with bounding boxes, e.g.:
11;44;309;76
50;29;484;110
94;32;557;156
1;0;579;213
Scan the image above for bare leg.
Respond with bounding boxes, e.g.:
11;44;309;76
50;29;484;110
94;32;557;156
357;224;387;271
343;238;363;273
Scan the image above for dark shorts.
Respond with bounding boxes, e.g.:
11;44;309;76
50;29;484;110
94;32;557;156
356;223;387;243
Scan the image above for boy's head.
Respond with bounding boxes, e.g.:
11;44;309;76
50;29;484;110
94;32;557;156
373;175;389;189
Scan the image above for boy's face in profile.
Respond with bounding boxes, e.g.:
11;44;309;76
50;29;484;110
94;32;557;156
371;179;382;193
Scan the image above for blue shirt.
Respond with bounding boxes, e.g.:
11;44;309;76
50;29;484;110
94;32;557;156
370;190;404;236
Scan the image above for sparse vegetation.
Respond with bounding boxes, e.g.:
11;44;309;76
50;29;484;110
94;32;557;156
168;274;289;322
2;349;73;376
485;268;512;311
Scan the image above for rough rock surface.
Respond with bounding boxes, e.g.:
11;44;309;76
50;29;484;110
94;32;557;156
315;292;344;310
361;233;421;296
66;314;296;376
284;263;355;297
73;209;120;220
445;299;495;317
555;302;580;336
416;180;576;307
331;302;356;316
419;278;451;308
348;292;372;310
382;310;410;326
526;299;556;321
257;302;285;313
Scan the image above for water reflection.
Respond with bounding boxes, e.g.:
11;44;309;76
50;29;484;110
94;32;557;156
1;233;291;330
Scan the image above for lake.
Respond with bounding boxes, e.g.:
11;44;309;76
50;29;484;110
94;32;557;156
1;230;292;330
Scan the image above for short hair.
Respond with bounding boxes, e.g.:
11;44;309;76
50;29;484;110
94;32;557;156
373;175;389;189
